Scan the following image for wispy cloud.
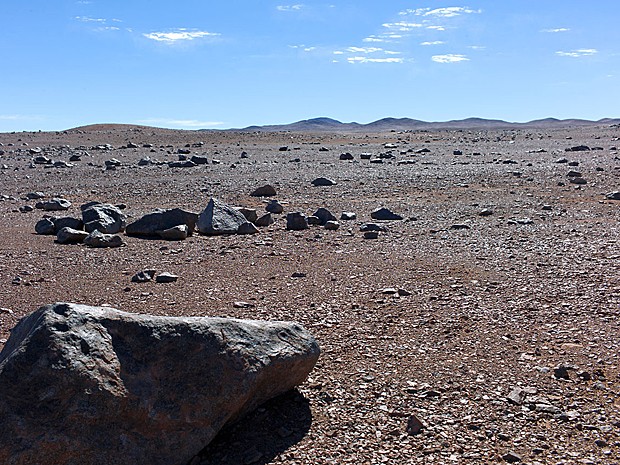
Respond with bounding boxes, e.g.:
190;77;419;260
556;48;598;57
75;16;106;23
399;7;481;17
143;29;221;44
347;57;404;64
432;54;469;63
382;21;423;32
276;4;304;12
542;28;570;33
137;118;224;128
421;41;445;46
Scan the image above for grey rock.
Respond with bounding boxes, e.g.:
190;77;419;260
360;153;372;160
0;302;319;465
69;154;82;162
237;222;259;235
450;224;471;231
157;224;189;241
265;200;284;214
479;208;493;216
502;451;522;463
26;191;45;200
138;157;152;166
35;218;56;235
565;145;590;152
197;198;247;235
286;212;309;231
339;152;354;160
255;213;274;227
53;216;83;231
33;155;51;165
168;160;196;168
190;155;209;165
126;209;198;237
19;205;34;213
82;203;126;234
371;207;403;221
311;177;336;187
605;191;620;200
364;231;379;239
105;158;122;167
567;170;582;177
307;216;321;226
313;208;337;226
84;230;123;248
131;269;156;283
250;184;277;197
155;272;179;283
53;161;73;168
35;198;71;211
324;221;340;231
236;207;258;224
56;227;89;244
360;223;387;232
340;212;356;221
569;177;587;185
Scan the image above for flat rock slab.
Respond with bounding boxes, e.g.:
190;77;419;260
125;208;198;237
0;303;320;465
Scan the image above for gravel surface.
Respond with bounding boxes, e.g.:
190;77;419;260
1;123;619;464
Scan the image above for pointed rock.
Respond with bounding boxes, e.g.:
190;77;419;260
371;207;403;221
255;213;274;227
197;198;247;235
286;212;309;231
313;208;337;226
0;303;320;465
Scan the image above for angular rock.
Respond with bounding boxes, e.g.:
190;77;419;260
605;191;620;200
266;199;284;214
197;198;247;235
324;221;340;231
313;208;337;226
168;160;196;168
84;230;123;248
339;152;354;160
364;231;379;239
340;212;356;221
236;207;258;224
157;224;189;241
56;227;89;244
360;223;387;232
126;208;198;237
53;216;83;232
81;203;126;234
237;221;259;235
250;184;277;197
155;272;179;283
255;213;274;227
190;155;209;165
286;212;309;231
35;198;71;211
138;157;152;166
35;217;56;235
311;177;336;187
0;303;320;465
131;269;156;283
26;191;45;200
307;216;321;226
371;207;403;221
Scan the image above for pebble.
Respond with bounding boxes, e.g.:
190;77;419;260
311;177;337;187
155;272;179;283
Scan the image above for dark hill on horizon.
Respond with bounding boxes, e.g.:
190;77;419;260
236;116;620;132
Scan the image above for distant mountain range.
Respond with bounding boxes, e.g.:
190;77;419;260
233;116;620;132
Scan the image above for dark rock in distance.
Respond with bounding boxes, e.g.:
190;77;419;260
286;212;309;231
311;177;336;187
371;207;403;221
126;209;198;237
250;184;277;197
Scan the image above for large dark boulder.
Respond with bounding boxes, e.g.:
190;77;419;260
125;208;198;237
0;303;320;465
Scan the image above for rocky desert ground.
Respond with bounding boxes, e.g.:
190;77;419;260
0;122;619;464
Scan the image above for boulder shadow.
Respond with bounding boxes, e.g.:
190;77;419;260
193;389;312;465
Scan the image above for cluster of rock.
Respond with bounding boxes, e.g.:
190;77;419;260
0;302;320;465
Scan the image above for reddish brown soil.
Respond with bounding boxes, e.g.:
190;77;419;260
1;124;619;464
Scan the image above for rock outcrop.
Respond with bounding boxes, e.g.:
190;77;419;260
0;303;320;465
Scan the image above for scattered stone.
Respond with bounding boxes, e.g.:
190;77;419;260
155;272;179;283
56;227;89;244
568;161;579;166
250;184;277;197
291;272;306;278
255;213;274;227
398;288;412;296
138;157;152;166
265;200;284;214
363;231;379;239
131;269;156;283
82;203;126;234
565;145;590;152
168;160;196;168
190;155;209;165
126;208;198;237
233;301;254;309
450;224;471;230
360;223;387;232
555;157;568;163
0;303;319;465
237;222;259;235
34;217;56;235
236;207;258;224
567;170;582;177
105;158;122;168
53;160;73;168
313;208;337;226
197;198;248;235
278;146;289;151
286;212;309;231
502;451;522;463
605;191;620;200
324;220;340;231
569;177;587;185
311;177;337;187
32;155;51;165
553;364;572;380
339;152;354;160
542;205;552;211
479;208;493;216
371;207;403;221
26;191;45;200
19;205;34;213
35;198;71;211
360;153;372;160
157;224;189;241
406;414;424;435
69;154;82;162
340;212;356;220
84;230;123;248
453;150;463;155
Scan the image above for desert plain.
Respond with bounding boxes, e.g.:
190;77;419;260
0;121;619;464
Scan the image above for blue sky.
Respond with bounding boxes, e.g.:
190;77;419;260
2;1;618;131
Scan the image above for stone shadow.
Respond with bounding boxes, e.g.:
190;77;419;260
192;389;313;465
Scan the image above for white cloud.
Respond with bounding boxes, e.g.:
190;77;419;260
346;46;383;53
362;36;386;43
382;21;423;31
277;4;304;11
426;25;446;31
137;119;224;128
556;48;598;57
143;29;221;44
432;54;469;63
542;28;570;33
75;16;106;23
424;7;481;17
347;57;404;64
421;41;445;46
467;45;485;50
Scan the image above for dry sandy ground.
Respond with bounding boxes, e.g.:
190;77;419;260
1;123;619;464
